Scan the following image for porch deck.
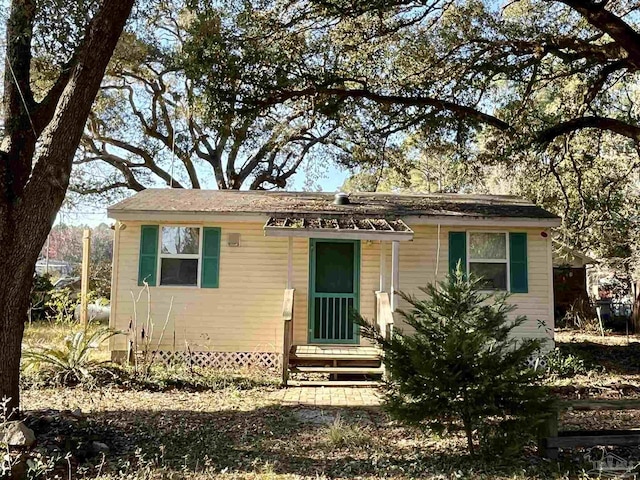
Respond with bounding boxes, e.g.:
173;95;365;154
281;289;391;386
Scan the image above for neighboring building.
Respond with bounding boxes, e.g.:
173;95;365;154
107;190;560;383
552;242;598;320
35;259;74;277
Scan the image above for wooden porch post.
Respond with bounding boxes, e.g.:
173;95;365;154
80;228;91;327
379;241;386;292
283;237;294;386
391;241;400;311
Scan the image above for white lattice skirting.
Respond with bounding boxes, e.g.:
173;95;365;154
526;353;548;370
152;350;281;370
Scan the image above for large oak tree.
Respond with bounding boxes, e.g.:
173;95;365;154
0;0;134;414
74;1;338;198
295;0;640;145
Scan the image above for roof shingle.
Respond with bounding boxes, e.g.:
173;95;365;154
107;189;559;220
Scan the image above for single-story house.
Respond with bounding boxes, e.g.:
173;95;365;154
107;190;560;384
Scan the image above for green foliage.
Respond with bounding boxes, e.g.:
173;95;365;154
89;260;112;300
45;288;81;325
31;273;54;294
30;273;54;321
22;327;118;385
359;268;552;456
72;0;335;198
543;348;590;379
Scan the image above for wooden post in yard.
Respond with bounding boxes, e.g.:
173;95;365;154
80;228;91;327
632;280;640;333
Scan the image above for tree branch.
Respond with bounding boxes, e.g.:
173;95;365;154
2;0;37;200
22;0;136;217
70;181;135;195
82;131;186;189
537;116;640;144
262;87;511;131
554;0;640;69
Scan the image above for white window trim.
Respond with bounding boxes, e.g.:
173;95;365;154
157;225;203;288
466;231;510;292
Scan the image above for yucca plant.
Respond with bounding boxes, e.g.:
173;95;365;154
22;327;119;385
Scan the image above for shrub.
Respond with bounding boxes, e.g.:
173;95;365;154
45;287;80;325
89;260;112;300
30;273;54;321
22;327;118;385
359;268;552;456
544;348;591;378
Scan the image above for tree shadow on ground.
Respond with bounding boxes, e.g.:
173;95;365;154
26;404;577;478
557;340;640;375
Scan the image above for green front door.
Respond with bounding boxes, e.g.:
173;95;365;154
309;239;360;344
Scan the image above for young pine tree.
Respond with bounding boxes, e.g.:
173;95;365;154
360;268;551;455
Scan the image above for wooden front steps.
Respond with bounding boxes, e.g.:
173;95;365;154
286;345;383;386
288;380;381;387
291;366;384;375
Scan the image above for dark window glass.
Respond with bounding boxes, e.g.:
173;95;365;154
160;258;198;286
315;242;354;293
469;263;507;290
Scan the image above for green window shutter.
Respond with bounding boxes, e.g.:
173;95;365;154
509;232;528;293
448;232;467;276
201;227;221;288
138;225;159;286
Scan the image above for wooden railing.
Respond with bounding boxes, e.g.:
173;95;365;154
281;288;295;386
312;293;356;342
376;291;394;340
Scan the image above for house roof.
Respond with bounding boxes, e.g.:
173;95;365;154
108;189;560;224
552;240;598;266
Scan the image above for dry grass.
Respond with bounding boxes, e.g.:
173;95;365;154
552;330;640;388
20;385;576;479
555;330;640;346
15;325;640;479
23;320;111;362
324;414;372;448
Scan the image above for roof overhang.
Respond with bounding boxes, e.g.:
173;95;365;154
405;215;561;227
552;240;598;265
264;216;414;241
107;211;268;222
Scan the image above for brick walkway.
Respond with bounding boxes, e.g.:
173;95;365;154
271;386;381;407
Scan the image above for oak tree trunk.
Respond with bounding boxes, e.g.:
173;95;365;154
0;0;135;415
0;236;42;418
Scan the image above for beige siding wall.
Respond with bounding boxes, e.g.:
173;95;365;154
111;221;382;353
111;220;554;354
391;224;555;343
112;221;288;353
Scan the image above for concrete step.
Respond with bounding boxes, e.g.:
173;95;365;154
291;366;384;375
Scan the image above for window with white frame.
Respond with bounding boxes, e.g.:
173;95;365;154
159;226;201;286
468;232;508;290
